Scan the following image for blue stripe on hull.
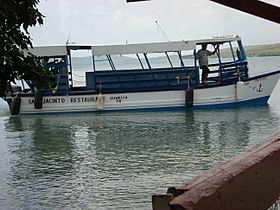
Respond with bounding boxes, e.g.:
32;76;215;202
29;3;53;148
90;96;270;113
96;96;270;112
193;96;270;109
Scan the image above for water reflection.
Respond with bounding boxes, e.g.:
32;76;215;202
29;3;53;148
1;106;280;210
4;116;78;209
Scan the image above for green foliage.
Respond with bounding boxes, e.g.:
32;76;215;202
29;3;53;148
0;0;51;97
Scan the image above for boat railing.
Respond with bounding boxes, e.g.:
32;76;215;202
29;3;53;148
85;66;199;93
219;60;248;81
207;60;248;84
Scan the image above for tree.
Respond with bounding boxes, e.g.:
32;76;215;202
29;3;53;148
0;0;51;98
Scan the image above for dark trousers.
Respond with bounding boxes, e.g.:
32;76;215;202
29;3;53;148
201;65;210;83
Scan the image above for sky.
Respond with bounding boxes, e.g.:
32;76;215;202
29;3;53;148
29;0;280;46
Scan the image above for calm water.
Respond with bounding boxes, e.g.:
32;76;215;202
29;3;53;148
0;56;280;210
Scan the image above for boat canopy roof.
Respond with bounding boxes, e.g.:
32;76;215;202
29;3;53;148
29;36;241;57
91;41;195;55
29;46;68;57
91;36;241;55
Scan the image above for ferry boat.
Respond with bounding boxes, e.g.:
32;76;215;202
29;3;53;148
5;36;280;115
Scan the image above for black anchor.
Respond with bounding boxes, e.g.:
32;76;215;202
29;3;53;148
256;83;263;92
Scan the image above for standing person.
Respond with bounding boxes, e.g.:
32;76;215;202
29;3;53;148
195;44;219;85
236;48;241;60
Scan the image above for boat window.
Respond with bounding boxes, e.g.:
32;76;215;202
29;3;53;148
207;44;220;66
110;54;144;70
144;52;173;69
231;42;238;61
231;41;243;61
70;49;93;87
181;50;195;67
219;42;237;63
145;52;190;69
166;52;183;68
94;55;112;71
136;54;149;69
40;56;67;75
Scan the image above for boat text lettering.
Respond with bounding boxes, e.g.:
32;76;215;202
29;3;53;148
28;98;66;104
110;96;128;103
70;96;98;103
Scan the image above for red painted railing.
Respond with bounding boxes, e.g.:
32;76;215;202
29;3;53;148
153;133;280;210
210;0;280;24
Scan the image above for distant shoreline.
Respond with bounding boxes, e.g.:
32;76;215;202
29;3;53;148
244;43;280;57
219;43;280;57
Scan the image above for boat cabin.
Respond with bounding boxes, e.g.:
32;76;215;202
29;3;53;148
25;36;248;96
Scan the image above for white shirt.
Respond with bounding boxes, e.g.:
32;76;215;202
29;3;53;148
195;49;212;67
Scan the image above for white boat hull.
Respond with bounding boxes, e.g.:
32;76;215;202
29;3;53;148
7;71;278;115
